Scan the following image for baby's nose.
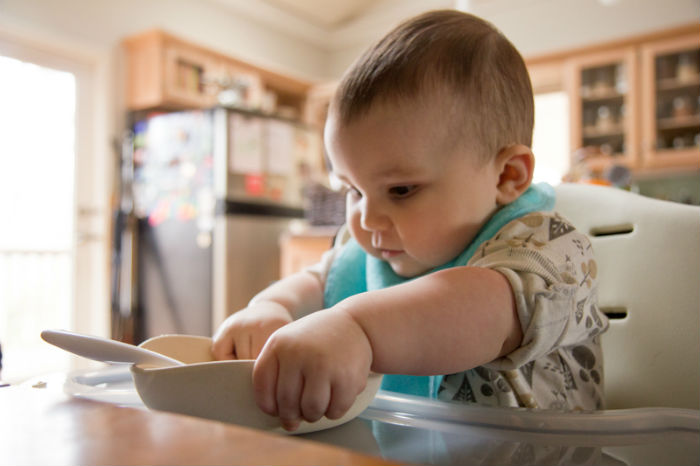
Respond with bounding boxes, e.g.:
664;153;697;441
360;199;391;232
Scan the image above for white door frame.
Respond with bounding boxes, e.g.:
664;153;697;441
0;22;114;340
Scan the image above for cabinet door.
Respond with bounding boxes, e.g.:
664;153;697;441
279;234;333;278
567;47;639;171
163;43;218;108
641;32;700;170
124;31;218;110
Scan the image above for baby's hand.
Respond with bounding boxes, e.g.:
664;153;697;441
211;302;293;360
252;308;372;431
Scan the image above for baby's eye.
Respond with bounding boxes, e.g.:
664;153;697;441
388;185;417;198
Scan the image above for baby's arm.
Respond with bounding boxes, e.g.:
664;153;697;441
343;266;522;374
211;270;324;360
252;265;521;430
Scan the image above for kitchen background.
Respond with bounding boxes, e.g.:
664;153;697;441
0;0;698;382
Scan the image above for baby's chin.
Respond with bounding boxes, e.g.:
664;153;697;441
384;257;433;278
360;244;433;277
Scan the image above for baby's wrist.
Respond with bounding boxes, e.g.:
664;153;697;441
329;304;374;368
248;299;294;322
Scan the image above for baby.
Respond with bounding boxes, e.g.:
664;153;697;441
212;9;608;431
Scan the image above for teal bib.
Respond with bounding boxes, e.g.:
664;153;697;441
324;183;555;397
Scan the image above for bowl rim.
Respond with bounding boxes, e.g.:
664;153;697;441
130;358;255;373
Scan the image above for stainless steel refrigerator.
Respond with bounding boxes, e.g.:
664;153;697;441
113;108;318;342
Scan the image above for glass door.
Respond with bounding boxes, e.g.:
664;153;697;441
0;34;109;382
0;54;76;382
567;47;639;176
641;33;700;170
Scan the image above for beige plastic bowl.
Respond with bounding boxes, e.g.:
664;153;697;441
131;334;382;434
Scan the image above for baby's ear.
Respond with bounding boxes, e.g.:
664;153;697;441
495;144;535;205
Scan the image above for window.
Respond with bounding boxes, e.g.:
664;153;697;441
532;91;570;186
0;54;77;382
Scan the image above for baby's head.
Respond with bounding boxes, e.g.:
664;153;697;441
330;9;533;164
324;10;536;277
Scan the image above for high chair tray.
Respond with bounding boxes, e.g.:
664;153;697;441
62;367;699;465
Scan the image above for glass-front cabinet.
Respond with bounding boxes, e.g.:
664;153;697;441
568;48;639;171
641;33;700;170
567;26;700;176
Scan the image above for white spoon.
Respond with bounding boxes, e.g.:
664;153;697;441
41;329;185;367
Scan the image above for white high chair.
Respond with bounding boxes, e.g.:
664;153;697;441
554;182;700;410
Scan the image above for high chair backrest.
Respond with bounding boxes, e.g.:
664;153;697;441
554;183;700;410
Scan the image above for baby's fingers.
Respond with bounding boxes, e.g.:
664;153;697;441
231;334;253;360
252;352;279;417
275;363;304;430
326;380;361;420
300;375;331;423
211;332;235;360
248;334;268;360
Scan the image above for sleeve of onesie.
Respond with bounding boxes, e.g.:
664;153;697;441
468;211;608;371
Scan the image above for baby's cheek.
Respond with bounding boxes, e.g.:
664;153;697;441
411;234;468;267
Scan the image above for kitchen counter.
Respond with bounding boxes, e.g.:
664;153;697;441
279;225;338;277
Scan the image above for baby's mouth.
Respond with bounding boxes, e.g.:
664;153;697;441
379;249;403;259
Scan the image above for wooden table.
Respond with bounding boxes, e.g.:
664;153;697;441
4;374;700;466
1;383;400;466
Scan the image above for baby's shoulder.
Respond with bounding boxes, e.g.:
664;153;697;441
472;211;594;265
472;211;597;284
496;211;589;246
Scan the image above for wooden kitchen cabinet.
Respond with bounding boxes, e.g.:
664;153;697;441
279;230;335;277
122;29;311;117
567;47;639;171
566;24;699;175
640;32;700;170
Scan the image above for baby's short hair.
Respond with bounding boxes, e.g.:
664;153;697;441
332;10;534;162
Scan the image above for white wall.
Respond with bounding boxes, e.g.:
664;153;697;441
2;0;697;86
326;0;700;79
485;0;699;57
0;0;328;81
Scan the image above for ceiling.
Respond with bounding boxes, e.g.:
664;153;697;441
209;0;624;49
261;0;381;28
209;0;461;51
